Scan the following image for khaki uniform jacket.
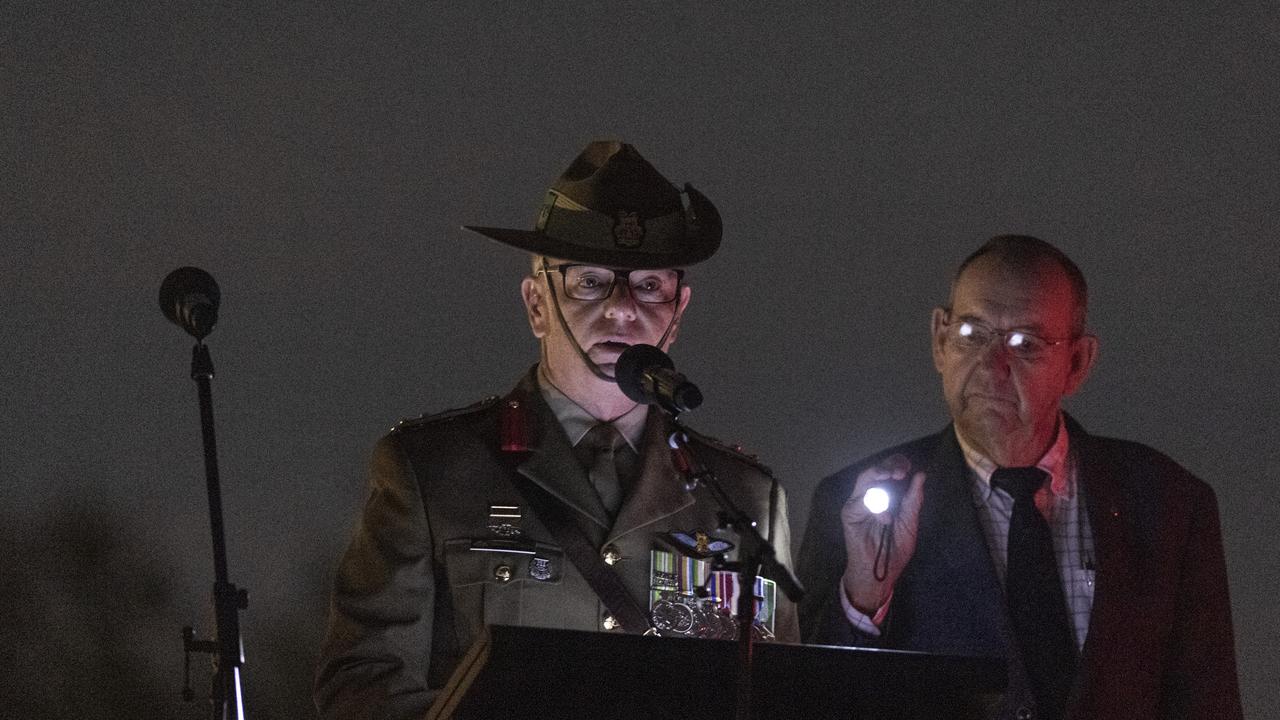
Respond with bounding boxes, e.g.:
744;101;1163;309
316;369;799;720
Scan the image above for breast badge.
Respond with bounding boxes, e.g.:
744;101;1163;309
659;529;735;560
528;556;554;581
486;503;523;537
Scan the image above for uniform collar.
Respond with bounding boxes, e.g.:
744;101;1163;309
536;364;648;451
956;415;1072;501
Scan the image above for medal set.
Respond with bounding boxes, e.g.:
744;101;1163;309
648;546;777;640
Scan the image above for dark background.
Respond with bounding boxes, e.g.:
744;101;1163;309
4;3;1276;717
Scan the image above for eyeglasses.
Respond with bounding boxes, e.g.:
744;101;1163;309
941;315;1076;362
539;263;684;304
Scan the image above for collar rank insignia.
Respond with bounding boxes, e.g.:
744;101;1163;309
612;210;645;248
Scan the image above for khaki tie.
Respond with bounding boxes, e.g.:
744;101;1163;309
577;423;631;517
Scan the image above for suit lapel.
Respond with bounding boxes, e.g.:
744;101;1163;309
908;428;1013;650
1070;419;1135;699
607;411;694;544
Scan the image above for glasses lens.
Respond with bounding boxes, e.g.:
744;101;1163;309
953;320;990;350
628;270;680;303
562;266;615;301
1005;332;1047;359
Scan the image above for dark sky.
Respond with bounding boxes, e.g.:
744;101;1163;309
4;3;1277;717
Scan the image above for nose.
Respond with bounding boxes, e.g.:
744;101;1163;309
602;279;638;321
976;335;1013;376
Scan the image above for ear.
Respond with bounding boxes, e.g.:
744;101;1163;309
659;285;693;350
930;307;949;373
521;276;549;339
1062;333;1099;397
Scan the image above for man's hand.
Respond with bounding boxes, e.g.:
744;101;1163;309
840;454;926;616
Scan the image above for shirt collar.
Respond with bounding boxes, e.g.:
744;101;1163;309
536;364;648;451
955;415;1072;501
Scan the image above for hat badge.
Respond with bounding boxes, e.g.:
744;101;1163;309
612;210;646;249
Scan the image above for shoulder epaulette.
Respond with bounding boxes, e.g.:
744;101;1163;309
680;426;777;477
391;395;501;433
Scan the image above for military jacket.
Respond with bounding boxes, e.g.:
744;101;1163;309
316;369;799;720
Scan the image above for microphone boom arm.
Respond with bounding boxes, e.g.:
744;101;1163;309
668;423;805;720
668;425;806;603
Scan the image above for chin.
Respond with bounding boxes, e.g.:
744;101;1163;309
962;410;1018;441
588;346;627;363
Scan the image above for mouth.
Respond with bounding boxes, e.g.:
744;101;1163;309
966;392;1017;407
589;341;632;361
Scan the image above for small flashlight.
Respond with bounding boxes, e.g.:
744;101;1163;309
863;486;893;514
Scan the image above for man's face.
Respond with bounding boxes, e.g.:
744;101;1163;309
930;256;1098;466
522;258;691;392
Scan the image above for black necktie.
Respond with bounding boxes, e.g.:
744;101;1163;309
991;467;1078;720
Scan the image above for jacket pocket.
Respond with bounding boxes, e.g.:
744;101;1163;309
442;537;566;628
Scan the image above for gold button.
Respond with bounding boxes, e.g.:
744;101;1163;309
602;545;622;565
493;564;512;583
602;614;619;630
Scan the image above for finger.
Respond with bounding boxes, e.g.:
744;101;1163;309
880;454;912;481
852;455;912;494
841;491;876;524
896;470;927;526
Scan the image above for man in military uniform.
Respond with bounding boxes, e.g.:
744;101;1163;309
315;141;800;720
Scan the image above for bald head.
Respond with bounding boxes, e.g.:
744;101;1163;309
951;235;1089;335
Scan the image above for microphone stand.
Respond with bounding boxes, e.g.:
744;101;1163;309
667;420;805;720
180;342;248;720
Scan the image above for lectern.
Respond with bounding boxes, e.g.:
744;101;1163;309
427;625;1005;719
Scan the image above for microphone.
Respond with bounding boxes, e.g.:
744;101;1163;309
616;344;703;415
159;267;221;340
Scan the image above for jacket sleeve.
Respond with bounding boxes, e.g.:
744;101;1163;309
1162;481;1243;719
796;469;884;647
766;478;802;644
315;433;436;720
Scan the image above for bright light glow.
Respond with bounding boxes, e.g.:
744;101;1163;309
863;487;891;514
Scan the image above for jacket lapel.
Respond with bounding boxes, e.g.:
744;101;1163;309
1069;417;1135;704
606;411;694;544
509;373;612;532
905;427;1013;651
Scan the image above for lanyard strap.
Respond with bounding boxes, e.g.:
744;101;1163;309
508;472;653;634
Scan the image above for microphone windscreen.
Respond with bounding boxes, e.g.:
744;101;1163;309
159;266;221;338
616;343;672;404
